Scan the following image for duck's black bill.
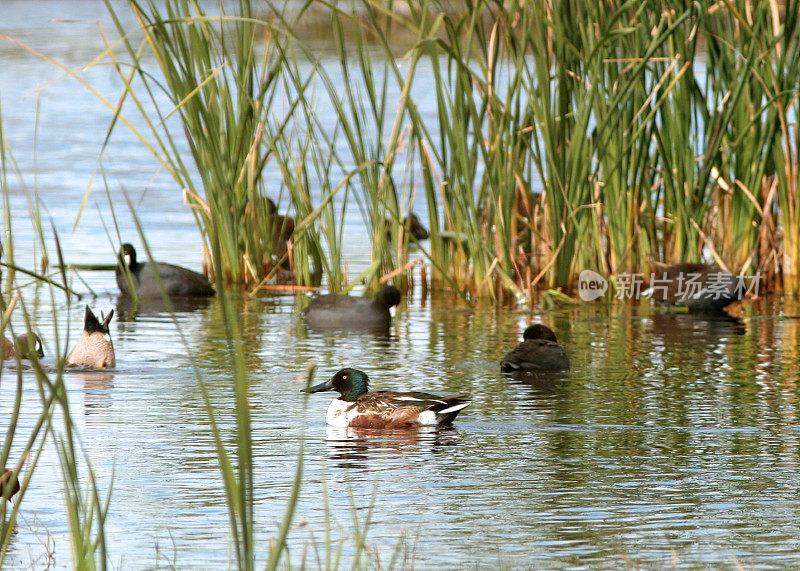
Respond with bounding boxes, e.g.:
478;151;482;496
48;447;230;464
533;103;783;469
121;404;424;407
307;379;334;393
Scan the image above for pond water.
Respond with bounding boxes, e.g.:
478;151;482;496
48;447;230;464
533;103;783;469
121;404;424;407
3;2;800;569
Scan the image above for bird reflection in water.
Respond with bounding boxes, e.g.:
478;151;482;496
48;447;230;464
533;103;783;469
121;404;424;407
324;426;463;470
300;322;398;345
71;371;115;415
650;311;746;343
508;370;570;397
116;294;212;322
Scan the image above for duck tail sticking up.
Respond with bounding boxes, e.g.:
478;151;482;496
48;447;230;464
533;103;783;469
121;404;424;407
66;306;116;369
84;305;113;334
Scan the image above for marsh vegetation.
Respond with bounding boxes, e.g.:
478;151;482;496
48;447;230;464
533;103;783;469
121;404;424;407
2;0;799;568
92;0;800;302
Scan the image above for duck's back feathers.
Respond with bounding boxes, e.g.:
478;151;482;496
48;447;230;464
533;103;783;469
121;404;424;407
407;213;430;241
386;213;430;241
1;337;13;360
327;391;470;428
500;338;570;372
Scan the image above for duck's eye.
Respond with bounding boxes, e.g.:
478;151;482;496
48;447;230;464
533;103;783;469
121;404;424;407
342;374;348;380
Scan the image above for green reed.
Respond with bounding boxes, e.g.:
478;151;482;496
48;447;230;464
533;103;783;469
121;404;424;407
285;1;431;293
103;0;318;288
96;0;800;298
774;0;800;291
319;3;402;292
417;0;519;298
696;1;773;274
55;0;796;303
385;0;800;296
208;280;257;570
267;125;339;291
0;128;109;566
702;0;800;288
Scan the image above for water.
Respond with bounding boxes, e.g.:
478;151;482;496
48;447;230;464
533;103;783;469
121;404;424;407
3;2;800;568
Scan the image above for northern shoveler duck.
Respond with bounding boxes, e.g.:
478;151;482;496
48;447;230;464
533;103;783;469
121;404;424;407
0;469;19;501
1;333;44;361
308;368;470;428
645;263;743;313
500;324;570;373
66;306;115;369
116;243;215;298
302;285;401;329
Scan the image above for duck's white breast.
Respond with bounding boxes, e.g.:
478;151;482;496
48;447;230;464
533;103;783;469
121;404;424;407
326;399;358;427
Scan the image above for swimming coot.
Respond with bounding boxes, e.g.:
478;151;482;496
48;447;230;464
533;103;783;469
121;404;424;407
645;263;743;313
116;243;214;298
302;285;401;329
500;324;570;373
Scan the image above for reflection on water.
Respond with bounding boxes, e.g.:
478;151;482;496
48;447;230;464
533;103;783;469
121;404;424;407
4;287;800;568
649;311;747;341
301;321;393;339
115;294;213;321
70;371;115;414
507;370;570;398
324;426;463;470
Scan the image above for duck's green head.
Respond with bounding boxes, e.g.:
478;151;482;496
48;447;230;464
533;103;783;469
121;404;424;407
308;368;370;402
522;324;558;342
